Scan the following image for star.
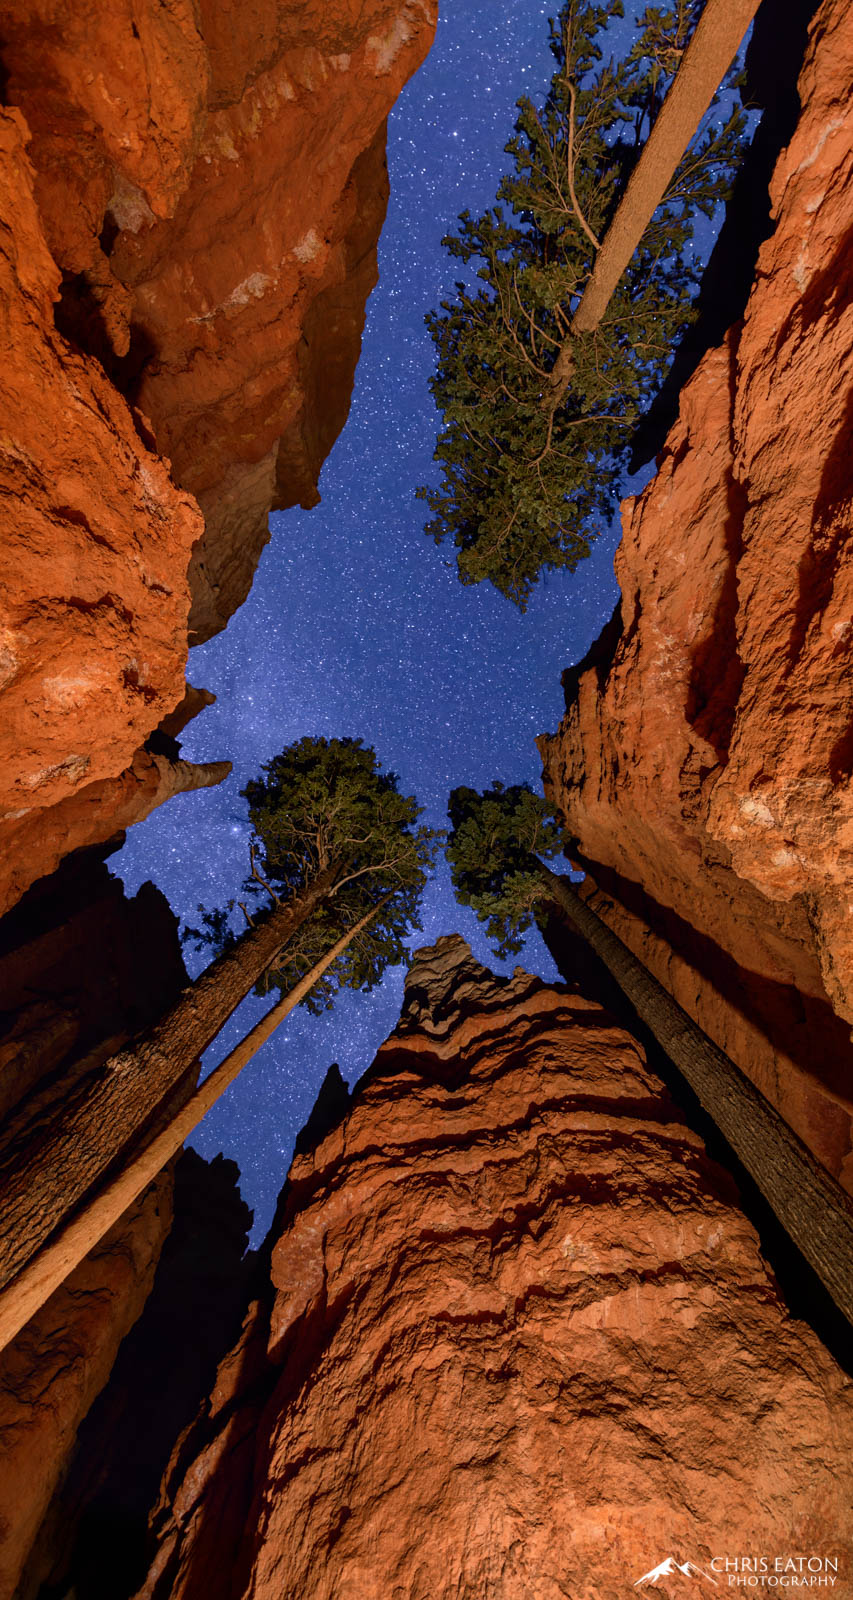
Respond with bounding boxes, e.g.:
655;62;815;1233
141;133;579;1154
117;0;749;1241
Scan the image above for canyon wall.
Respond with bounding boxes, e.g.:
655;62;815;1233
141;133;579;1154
134;938;853;1599
0;0;437;913
0;848;187;1598
22;1150;253;1600
0;6;437;1590
539;0;853;1191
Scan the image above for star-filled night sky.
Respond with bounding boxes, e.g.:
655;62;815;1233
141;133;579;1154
116;0;725;1240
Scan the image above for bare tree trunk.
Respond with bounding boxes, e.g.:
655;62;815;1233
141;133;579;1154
548;0;760;402
543;867;853;1329
0;894;385;1353
0;862;340;1292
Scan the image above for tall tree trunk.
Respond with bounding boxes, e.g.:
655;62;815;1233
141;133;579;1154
542;867;853;1329
548;0;760;402
0;861;340;1293
0;894;385;1353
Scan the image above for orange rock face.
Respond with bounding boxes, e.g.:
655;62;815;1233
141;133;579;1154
136;938;853;1600
2;0;437;642
0;108;203;821
539;0;853;1190
22;1150;254;1600
0;745;231;920
0;0;435;911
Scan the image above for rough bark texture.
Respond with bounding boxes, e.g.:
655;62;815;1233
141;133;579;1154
136;937;853;1600
539;0;853;1192
543;870;853;1326
0;887;385;1357
18;1151;253;1600
0;863;336;1296
0;0;436;912
0;850;185;1128
629;0;821;469
0;6;438;1581
0;851;188;1600
572;0;760;333
0;1174;173;1600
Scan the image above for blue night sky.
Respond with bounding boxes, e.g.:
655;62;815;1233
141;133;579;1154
116;0;718;1240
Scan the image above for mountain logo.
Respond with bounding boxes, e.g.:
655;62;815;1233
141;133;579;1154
634;1556;719;1587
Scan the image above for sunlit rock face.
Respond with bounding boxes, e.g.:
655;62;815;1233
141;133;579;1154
136;937;853;1600
0;0;436;910
539;0;853;1192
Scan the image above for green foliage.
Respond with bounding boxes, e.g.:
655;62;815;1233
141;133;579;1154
185;736;441;1013
418;0;747;607
445;781;563;958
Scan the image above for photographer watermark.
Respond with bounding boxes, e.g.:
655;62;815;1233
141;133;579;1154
634;1554;842;1589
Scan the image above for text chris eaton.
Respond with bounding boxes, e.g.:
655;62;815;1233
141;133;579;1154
712;1557;841;1588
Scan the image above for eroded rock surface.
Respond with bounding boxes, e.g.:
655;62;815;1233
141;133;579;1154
0;742;231;920
2;0;438;648
0;109;203;823
539;0;853;1190
0;0;436;911
135;937;853;1600
0;1173;172;1600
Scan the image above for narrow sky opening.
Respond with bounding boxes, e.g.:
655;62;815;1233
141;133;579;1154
116;0;735;1242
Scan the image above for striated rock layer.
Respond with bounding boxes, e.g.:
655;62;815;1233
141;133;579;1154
0;0;436;911
137;937;853;1600
0;1174;172;1600
539;0;853;1190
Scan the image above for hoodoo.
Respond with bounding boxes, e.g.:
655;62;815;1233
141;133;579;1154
1;0;851;1592
0;4;437;1588
135;939;853;1599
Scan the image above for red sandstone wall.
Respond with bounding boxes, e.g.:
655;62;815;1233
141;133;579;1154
0;7;438;1584
539;0;853;1190
0;110;203;829
135;938;853;1599
0;0;436;913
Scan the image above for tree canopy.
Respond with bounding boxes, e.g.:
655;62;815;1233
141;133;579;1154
445;781;564;958
187;736;441;1012
418;0;747;608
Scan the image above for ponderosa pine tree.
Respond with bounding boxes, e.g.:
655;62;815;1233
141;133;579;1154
445;782;853;1329
418;0;747;607
188;735;440;1011
446;781;564;953
0;737;439;1308
0;893;388;1355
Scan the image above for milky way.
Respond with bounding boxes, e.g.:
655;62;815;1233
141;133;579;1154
116;1;674;1239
